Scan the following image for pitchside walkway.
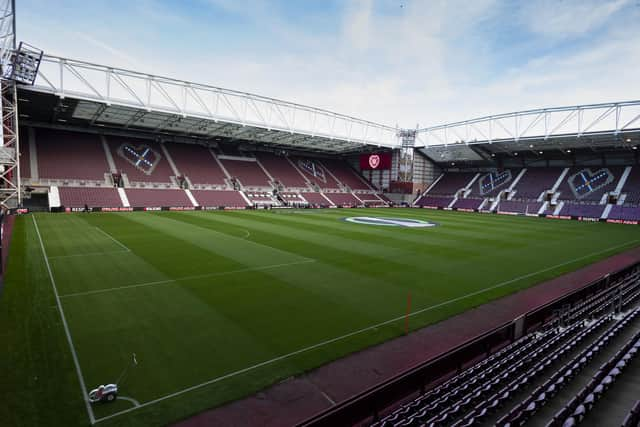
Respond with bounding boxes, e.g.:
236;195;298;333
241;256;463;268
172;247;640;427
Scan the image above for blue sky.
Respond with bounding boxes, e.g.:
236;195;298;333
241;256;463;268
16;0;640;127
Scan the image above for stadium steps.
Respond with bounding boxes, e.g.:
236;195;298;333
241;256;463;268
577;354;640;426
369;273;640;427
441;319;609;426
544;327;640;427
493;307;640;427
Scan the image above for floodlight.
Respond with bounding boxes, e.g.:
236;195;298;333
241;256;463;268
2;41;43;85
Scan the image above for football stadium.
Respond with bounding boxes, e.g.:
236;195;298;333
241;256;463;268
2;1;640;427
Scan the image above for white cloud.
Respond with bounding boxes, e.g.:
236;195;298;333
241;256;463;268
520;0;630;38
16;0;640;129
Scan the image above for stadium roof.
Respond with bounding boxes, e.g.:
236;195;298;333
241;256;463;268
17;54;640;159
19;54;400;154
416;100;640;163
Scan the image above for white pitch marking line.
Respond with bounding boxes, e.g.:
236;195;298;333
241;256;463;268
117;396;141;407
49;250;130;260
187;212;314;261
94;226;131;252
93;238;640;423
32;215;96;425
59;259;317;299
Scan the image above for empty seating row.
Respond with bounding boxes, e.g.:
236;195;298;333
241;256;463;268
451;317;613;427
324;192;361;206
621;167;640;204
498;309;640;426
58;187;250;208
374;334;539;426
21;127;382;194
497;200;542;215
37;128;109;181
546;326;640;427
220;157;271;187
452;198;483;210
416;167;640;221
321;159;372;190
396;323;586;426
415;195;453;208
372;271;640;427
511;168;564;200
301;192;332;206
559;202;605;218
427;172;477;196
257;153;309;188
168;143;227;185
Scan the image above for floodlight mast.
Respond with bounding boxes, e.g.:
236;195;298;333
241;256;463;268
397;128;417;183
0;0;42;209
0;0;20;208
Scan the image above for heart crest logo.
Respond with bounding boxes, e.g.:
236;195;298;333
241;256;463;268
478;170;512;195
568;168;614;200
118;144;161;175
369;155;380;169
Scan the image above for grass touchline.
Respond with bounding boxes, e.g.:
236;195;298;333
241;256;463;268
32;215;97;424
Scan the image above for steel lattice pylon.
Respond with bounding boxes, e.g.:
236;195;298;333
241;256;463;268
0;79;19;207
0;0;19;208
397;128;416;183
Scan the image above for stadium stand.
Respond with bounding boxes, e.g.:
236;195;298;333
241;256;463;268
413;172;477;208
468;169;519;197
190;190;248;208
497;200;543;215
321;159;374;190
559;202;606;218
219;157;271;188
356;193;387;205
277;192;308;206
555;166;623;202
36;128;109;181
107;137;175;184
415;195;454;208
295;158;342;189
323;192;361;207
621;166;640;205
125;188;193;207
19;127;30;179
425;172;477;196
510;168;564;200
452;197;483;210
166;143;227;186
608;205;640;222
256;153;310;189
58;187;123;208
244;191;278;205
301;191;333;206
365;269;640;427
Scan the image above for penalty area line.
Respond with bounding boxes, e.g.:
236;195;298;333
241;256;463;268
93;238;640;423
59;259;317;299
32;216;96;425
94;226;131;252
49;250;130;260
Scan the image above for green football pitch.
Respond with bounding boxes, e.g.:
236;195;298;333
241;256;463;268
2;208;640;426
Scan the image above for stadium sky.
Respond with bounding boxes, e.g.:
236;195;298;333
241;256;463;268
17;0;640;128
